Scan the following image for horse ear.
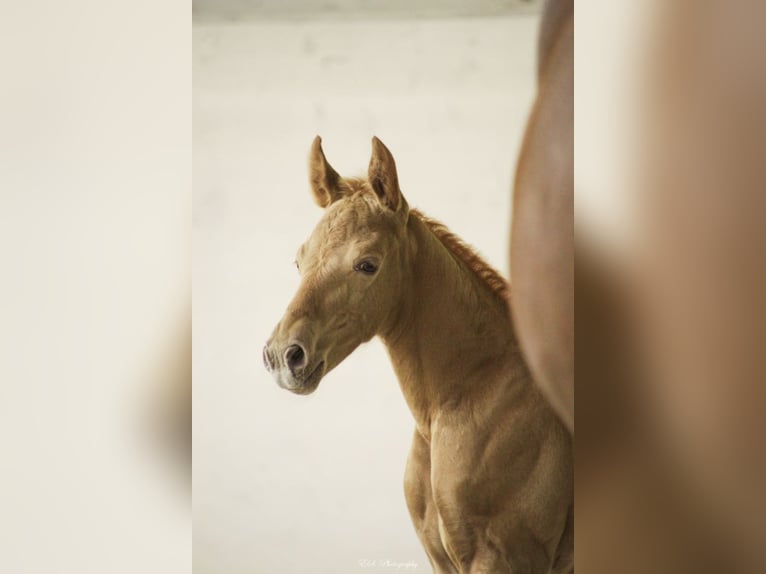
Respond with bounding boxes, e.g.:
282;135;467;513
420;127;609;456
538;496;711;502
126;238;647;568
309;136;342;208
368;136;402;212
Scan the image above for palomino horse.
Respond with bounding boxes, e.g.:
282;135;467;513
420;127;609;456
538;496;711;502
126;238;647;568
263;136;573;573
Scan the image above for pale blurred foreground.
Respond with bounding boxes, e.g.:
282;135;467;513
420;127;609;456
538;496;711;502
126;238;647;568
0;1;190;573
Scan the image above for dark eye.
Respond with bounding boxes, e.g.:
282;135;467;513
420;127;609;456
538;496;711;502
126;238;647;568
354;260;378;275
294;260;300;271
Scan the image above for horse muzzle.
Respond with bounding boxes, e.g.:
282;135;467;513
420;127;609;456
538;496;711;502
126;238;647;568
263;341;325;395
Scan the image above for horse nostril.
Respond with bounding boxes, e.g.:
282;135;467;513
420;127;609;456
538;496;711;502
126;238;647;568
284;344;306;373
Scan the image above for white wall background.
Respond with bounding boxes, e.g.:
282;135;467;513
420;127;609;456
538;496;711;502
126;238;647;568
193;12;539;574
193;0;542;21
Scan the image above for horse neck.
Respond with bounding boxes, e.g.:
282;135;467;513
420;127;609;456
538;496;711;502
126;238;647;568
380;214;518;433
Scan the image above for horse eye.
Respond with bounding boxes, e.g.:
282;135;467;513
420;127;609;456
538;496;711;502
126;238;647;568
355;261;378;275
294;260;300;271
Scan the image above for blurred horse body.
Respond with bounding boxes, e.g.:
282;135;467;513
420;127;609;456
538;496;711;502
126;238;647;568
510;0;574;431
264;137;573;573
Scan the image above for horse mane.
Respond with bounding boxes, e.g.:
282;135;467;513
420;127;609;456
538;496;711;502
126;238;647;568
341;178;510;301
411;209;510;301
